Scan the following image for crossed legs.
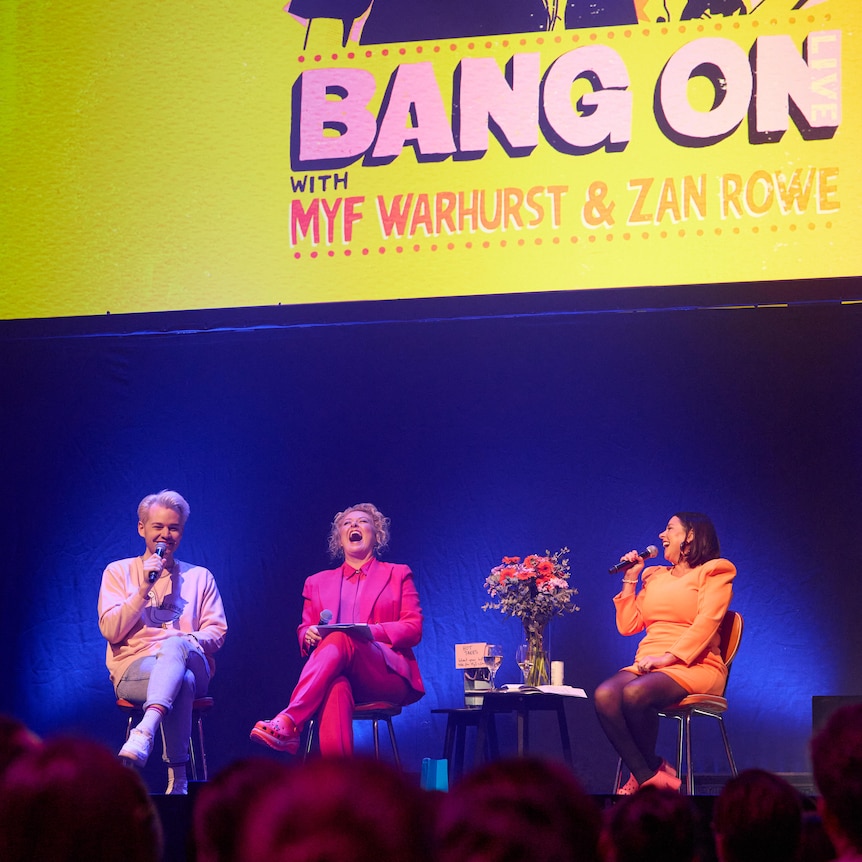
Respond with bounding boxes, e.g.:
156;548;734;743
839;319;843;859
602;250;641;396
117;636;210;763
259;632;411;756
594;670;687;785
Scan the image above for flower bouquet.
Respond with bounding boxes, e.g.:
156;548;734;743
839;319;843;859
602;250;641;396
483;548;579;686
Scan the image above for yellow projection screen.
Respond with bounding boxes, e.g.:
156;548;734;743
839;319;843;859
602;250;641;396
1;0;860;320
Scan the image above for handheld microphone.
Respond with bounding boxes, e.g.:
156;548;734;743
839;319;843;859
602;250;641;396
318;609;333;626
608;545;658;574
149;542;167;583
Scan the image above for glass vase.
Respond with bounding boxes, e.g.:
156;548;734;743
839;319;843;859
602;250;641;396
523;624;550;687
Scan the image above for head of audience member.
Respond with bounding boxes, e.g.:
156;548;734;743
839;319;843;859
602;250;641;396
0;714;41;779
798;809;838;862
436;756;602;862
237;756;433;862
810;702;862;857
193;757;290;862
0;736;162;862
602;784;700;862
712;768;803;862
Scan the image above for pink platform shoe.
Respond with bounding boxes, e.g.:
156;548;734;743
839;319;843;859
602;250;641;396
249;715;301;754
618;773;639;795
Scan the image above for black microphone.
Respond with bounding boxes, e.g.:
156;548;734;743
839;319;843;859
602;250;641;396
608;545;659;574
318;609;333;626
149;542;167;583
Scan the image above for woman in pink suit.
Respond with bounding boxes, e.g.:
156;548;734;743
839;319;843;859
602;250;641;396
251;503;424;755
594;512;736;794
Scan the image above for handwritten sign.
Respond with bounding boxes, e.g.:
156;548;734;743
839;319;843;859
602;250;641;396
455;642;488;669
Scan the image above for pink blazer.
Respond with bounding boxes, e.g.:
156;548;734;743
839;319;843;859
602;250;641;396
296;559;425;703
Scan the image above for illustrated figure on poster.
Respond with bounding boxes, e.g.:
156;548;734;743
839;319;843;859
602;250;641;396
283;0;792;47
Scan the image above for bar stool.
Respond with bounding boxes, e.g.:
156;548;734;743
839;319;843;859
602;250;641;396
116;696;214;781
612;609;744;795
304;701;402;767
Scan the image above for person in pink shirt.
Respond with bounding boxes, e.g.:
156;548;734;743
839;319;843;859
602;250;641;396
251;502;424;755
594;512;736;794
98;490;227;794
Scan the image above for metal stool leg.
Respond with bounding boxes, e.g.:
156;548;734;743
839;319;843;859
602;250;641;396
383;716;401;769
683;712;694;796
718;716;738;778
187;721;199;782
371;718;381;759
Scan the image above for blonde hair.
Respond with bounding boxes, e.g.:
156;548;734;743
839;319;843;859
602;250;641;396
327;503;390;560
137;490;190;526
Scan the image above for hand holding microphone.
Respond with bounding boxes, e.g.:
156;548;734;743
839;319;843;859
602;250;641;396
608;545;658;575
305;609;333;650
145;542;168;583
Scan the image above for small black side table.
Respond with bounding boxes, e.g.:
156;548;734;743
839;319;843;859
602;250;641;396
473;691;574;768
431;706;500;781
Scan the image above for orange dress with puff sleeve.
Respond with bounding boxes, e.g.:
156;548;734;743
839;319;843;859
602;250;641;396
613;558;736;695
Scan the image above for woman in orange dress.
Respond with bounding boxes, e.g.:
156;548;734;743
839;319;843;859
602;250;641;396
594;512;736;793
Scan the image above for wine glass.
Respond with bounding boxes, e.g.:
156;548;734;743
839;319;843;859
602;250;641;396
515;643;533;685
483;643;503;690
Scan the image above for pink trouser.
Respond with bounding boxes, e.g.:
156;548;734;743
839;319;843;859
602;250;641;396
282;631;412;755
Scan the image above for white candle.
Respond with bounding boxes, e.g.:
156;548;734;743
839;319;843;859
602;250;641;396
551;661;564;686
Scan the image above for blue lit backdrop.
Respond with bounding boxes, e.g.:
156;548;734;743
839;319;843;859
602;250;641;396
2;290;860;792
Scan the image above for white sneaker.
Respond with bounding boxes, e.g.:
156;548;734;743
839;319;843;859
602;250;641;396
118;728;153;766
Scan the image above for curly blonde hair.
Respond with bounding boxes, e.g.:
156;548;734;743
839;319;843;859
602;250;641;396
327;503;390;560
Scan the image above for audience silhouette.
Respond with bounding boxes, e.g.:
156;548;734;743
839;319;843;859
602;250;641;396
0;714;41;779
601;784;702;862
436;756;602;862
193;756;290;862
0;734;162;862
712;768;804;862
4;706;862;862
236;755;434;862
810;702;862;861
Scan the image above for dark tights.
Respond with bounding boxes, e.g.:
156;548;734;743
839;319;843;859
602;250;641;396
594;670;687;784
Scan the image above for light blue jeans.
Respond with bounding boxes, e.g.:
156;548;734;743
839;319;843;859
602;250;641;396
116;636;210;764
